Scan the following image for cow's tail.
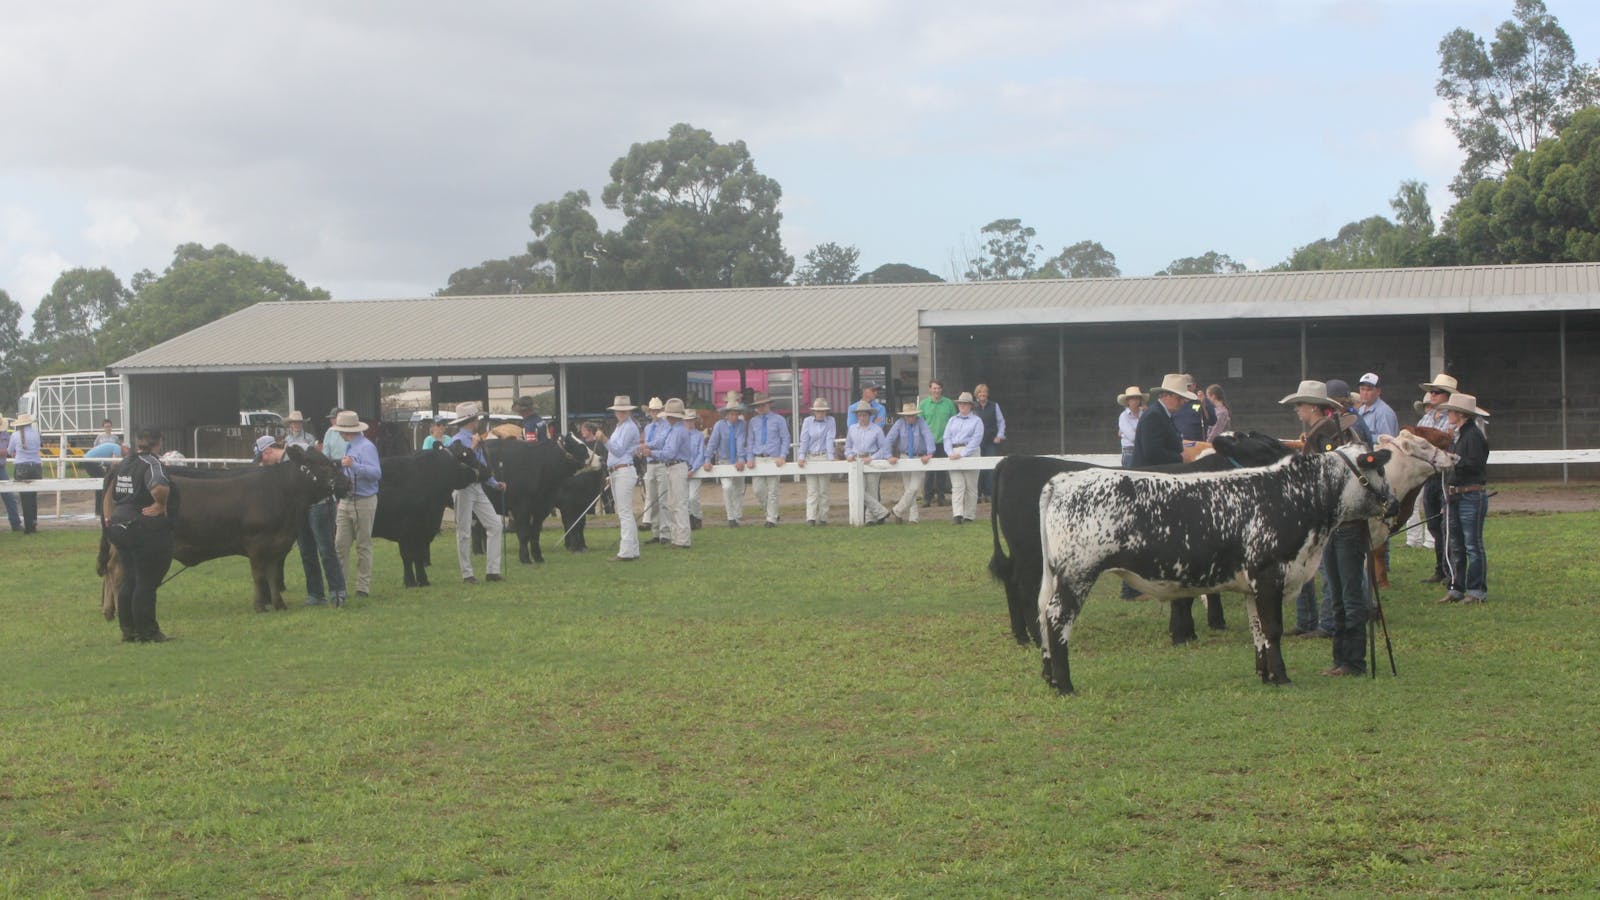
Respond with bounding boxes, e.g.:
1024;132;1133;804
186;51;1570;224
987;459;1012;585
98;527;118;621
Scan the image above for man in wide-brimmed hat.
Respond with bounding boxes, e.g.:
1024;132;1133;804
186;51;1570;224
603;396;643;561
640;397;669;536
885;401;936;524
943;391;985;524
1116;385;1146;468
282;410;314;451
796;397;837;524
1415;373;1460;582
291;407;344;606
105;427;175;642
1170;373;1215;445
6;411;42;533
704;394;748;527
1436;393;1492;606
0;415;22;531
331;409;381;602
641;398;697;548
742;392;788;527
447;402;504;584
1132;374;1193;468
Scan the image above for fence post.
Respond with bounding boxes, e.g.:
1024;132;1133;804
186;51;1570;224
848;456;864;526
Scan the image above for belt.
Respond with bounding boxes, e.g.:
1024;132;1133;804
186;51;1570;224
1447;484;1486;496
609;464;633;472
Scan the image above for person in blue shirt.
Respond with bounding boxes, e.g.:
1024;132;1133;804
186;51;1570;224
420;417;449;450
447;402;504;584
0;416;20;531
514;395;546;443
6;412;44;533
704;397;747;526
282;410;316;450
685;415;709;531
742;393;788;527
855;383;888;428
640;397;669;538
331;410;381;601
942;394;985;524
844;401;891;525
321;407;349;463
641;398;696;548
795;398;836;525
94;419;119;447
604;396;642;561
1355;372;1400;439
885;401;936;524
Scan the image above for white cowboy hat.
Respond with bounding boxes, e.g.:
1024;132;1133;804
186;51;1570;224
851;400;874;416
606;395;637;411
718;397;745;413
646;397;665;411
898;401;920;416
749;392;772;407
1277;380;1341;408
1116;386;1146;405
11;413;35;428
449;401;484;426
809;397;830;413
1151;374;1198;402
662;398;691;419
1420;373;1459;393
285;410;305;423
1412;394;1432;415
1434;392;1490;418
955;392;975;405
330;410;368;433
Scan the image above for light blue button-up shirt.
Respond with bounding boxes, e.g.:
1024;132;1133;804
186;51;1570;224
322;428;349;463
606;418;640;465
797;416;836;458
887;417;935;458
448;429;500;489
656;422;698;464
1357;397;1400;439
744;410;788;461
708;419;745;465
7;426;42;465
845;422;889;461
943;412;985;457
343;433;382;498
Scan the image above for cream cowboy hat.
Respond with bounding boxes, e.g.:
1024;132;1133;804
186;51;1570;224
0;416;7;430
1116;386;1146;405
749;392;772;407
449;401;484;425
646;397;665;411
330;410;368;433
1277;380;1341;408
285;410;304;423
662;398;691;419
718;397;744;413
809;398;830;412
898;401;920;416
1412;394;1432;415
1151;374;1198;402
606;395;637;411
1434;392;1490;418
850;400;874;416
955;391;975;405
1420;373;1459;393
11;413;35;428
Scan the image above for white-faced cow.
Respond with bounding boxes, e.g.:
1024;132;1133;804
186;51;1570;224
98;447;349;616
1034;444;1401;693
989;432;1294;648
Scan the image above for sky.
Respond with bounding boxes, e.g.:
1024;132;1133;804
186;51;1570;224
3;0;1597;320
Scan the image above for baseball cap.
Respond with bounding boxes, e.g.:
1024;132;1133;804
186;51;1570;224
253;434;279;459
1359;372;1380;387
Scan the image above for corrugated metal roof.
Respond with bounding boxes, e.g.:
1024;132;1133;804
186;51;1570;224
111;262;1600;373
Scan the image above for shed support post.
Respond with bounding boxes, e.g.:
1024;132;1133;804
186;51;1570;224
1058;326;1066;454
336;370;346;409
1560;312;1569;485
1299;322;1308;380
287;376;296;417
558;364;569;435
1429;316;1446;379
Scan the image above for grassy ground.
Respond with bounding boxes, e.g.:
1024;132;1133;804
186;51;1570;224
3;512;1598;896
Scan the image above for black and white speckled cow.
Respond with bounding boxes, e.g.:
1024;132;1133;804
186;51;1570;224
1034;444;1398;693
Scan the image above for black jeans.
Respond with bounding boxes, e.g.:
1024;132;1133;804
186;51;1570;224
923;445;950;502
13;462;41;532
116;516;174;641
1422;478;1445;578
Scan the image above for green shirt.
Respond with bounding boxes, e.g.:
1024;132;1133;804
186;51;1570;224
919;395;958;441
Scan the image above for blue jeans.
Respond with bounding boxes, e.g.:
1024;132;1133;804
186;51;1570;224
0;466;19;530
299;498;345;601
1120;448;1135;468
1323;525;1369;673
1294;560;1335;634
1446;490;1488;600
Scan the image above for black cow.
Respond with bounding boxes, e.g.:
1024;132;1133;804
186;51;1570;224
988;432;1293;648
372;444;483;587
99;447;348;614
487;434;602;564
555;467;607;552
1035;446;1397;692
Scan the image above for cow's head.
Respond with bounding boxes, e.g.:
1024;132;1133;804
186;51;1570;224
441;442;486;488
286;445;348;500
557;432;602;473
1212;431;1295;468
1333;444;1398;520
1378;430;1459;497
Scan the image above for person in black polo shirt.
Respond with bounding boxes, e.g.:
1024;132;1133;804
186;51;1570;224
103;428;174;643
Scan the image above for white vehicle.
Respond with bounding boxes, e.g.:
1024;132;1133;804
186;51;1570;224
239;410;284;427
15;371;122;438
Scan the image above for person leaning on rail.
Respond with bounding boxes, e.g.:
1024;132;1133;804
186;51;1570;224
705;395;748;527
742;392;788;528
604;396;642;562
6;412;43;534
796;398;837;525
943;392;985;525
884;401;935;524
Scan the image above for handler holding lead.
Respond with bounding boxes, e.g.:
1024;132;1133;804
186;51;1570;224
104;428;174;643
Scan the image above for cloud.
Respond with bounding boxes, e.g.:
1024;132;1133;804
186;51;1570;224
1406;98;1465;225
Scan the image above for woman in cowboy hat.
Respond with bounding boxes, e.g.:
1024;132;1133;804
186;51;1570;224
1116;386;1146;468
943;392;985;524
844;400;892;526
704;395;748;527
885;401;935;524
1416;373;1459;581
796;398;836;525
282;410;315;450
604;396;643;561
1437;393;1491;605
6;412;43;533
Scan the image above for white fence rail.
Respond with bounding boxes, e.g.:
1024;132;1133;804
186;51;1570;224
6;450;1598;526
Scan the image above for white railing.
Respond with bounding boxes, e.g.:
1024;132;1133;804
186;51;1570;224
7;449;1597;526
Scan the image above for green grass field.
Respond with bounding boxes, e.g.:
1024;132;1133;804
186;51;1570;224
3;512;1598;896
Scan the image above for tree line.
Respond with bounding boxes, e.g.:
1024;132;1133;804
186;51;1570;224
3;0;1596;407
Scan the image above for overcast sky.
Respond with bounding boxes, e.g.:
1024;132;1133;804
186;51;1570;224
3;1;1596;318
